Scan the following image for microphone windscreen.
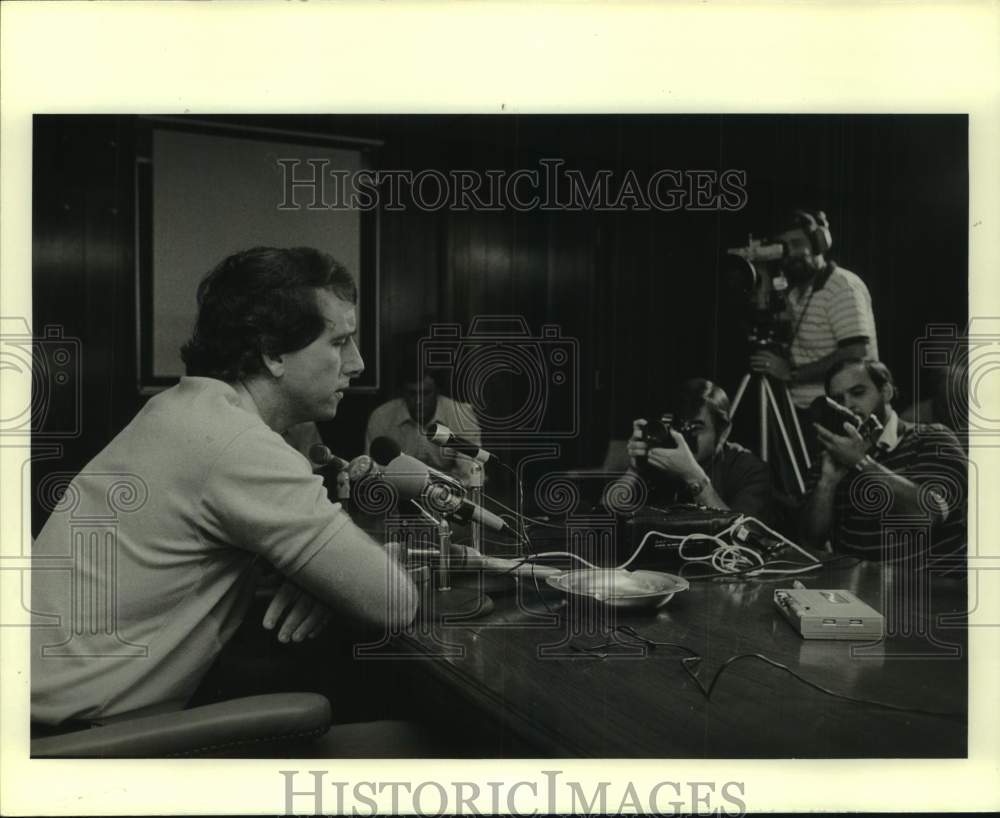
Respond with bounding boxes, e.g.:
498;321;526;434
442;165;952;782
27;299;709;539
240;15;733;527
370;436;402;466
382;453;432;499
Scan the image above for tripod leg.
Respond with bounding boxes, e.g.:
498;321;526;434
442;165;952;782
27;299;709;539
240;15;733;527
730;372;752;415
719;372;751;449
782;385;813;469
762;378;807;494
759;377;768;462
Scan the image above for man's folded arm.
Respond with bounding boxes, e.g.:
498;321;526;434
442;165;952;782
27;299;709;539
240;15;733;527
202;428;418;630
285;519;419;631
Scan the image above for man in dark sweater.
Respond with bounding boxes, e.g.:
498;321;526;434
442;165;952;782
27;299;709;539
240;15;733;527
625;378;773;523
800;359;966;568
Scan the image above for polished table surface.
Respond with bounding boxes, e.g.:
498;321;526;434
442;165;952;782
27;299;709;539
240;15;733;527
391;553;968;758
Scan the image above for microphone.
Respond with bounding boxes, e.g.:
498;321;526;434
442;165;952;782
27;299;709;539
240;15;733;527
346;453;379;483
370;436;403;468
308;444;350;472
369;437;509;533
425;422;494;464
307;445;355;505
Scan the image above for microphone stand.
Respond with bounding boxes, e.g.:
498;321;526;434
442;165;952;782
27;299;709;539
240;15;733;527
409;500;494;621
467;461;484;555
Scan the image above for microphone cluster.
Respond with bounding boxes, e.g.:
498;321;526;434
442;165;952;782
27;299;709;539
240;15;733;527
310;438;509;533
370;437;509;533
425;422;494;464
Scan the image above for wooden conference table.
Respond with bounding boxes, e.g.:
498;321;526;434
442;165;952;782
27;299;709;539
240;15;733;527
386;549;968;758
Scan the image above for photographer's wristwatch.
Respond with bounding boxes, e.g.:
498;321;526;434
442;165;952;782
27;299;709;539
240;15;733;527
684;475;711;498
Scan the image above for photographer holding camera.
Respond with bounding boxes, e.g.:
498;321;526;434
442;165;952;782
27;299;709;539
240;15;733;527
625;378;773;522
800;358;966;567
747;210;879;439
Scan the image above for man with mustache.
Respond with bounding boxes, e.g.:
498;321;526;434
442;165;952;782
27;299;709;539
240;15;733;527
800;358;966;568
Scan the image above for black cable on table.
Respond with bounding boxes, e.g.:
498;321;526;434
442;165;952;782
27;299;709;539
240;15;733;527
609;626;964;721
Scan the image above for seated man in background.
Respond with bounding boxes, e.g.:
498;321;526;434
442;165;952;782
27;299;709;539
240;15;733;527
31;247;419;753
625;378;773;523
800;358;966;568
366;351;483;487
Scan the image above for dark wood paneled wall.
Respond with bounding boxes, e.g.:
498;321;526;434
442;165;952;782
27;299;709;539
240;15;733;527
31;114;968;531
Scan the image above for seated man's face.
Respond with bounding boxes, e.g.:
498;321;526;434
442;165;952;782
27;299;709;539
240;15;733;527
828;364;889;423
680;405;721;466
403;375;438;427
278;289;364;422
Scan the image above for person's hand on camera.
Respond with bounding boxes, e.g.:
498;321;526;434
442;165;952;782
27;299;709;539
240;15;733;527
262;579;333;643
814;421;870;471
646;428;706;483
817;449;850;485
626;419;648;469
749;351;792;381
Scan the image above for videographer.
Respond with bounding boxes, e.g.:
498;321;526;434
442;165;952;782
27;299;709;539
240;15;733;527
625;378;773;522
799;358;966;567
748;209;879;438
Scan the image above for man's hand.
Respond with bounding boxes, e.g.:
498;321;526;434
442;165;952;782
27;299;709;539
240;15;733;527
814;421;870;470
749;351;792;381
817;449;850;485
626;419;649;470
262;579;333;643
646;429;705;483
334;470;350;500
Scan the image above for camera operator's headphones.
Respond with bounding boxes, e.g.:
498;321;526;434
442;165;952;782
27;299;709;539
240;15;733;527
786;209;833;256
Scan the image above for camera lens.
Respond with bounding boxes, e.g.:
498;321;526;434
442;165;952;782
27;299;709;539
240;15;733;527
642;413;677;449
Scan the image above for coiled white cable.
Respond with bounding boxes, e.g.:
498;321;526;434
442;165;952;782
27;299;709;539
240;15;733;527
616;514;820;577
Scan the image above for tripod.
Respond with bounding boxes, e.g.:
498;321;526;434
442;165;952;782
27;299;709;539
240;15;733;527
727;371;812;495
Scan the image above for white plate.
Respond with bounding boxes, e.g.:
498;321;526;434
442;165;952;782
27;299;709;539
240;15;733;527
545;569;690;610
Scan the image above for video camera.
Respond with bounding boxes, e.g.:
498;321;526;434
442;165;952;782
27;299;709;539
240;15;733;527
721;234;792;354
726;238;786;264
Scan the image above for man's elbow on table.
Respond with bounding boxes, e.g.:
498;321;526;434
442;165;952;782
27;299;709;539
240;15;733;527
290;527;420;632
384;561;420;629
343;551;419;632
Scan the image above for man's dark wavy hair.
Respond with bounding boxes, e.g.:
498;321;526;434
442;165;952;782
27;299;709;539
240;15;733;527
675;378;732;435
180;247;357;382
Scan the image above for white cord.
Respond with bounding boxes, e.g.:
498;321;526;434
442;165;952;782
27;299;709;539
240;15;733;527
614;513;821;577
740;516;820;564
480;492;821;578
617;528;688;570
526;550;599;569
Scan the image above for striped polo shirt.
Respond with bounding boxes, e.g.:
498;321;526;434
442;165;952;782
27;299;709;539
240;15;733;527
787;265;879;408
805;414;967;569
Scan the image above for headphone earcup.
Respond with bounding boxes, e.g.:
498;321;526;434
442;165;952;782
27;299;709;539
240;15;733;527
812;210;833;255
